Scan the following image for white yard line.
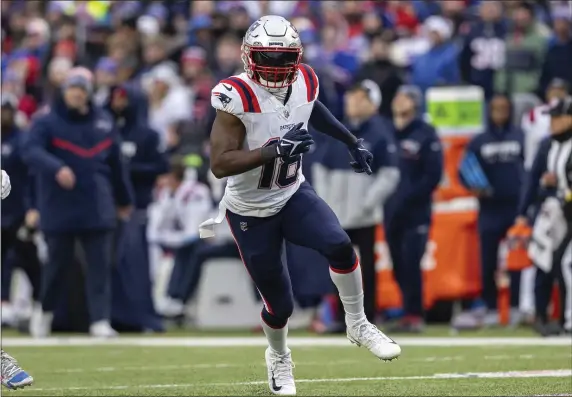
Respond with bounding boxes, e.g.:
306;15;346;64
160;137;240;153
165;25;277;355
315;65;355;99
48;353;572;374
3;336;572;347
20;369;572;392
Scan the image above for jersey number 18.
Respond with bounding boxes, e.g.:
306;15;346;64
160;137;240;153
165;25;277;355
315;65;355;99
258;138;301;189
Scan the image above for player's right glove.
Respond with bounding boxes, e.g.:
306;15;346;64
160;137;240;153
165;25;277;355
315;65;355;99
275;122;314;157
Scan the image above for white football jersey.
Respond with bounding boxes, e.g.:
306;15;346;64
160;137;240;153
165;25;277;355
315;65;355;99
210;64;320;217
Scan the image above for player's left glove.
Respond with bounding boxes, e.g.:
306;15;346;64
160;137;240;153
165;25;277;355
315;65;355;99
276;122;314;158
1;170;11;200
348;139;373;175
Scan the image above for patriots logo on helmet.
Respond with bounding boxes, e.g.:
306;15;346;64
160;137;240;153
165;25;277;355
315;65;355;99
213;92;232;108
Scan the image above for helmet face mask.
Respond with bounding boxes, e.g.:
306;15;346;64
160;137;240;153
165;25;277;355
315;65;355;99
241;16;303;90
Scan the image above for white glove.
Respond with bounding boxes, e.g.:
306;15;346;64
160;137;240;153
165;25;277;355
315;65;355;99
1;169;11;200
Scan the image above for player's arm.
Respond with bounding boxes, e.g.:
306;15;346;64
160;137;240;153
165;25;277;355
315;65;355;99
209;110;278;179
309;100;358;147
309;100;373;175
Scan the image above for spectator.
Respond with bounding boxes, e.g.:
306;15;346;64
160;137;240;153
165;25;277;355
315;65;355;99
43;57;73;105
384;87;443;333
188;14;216;66
495;1;549;95
22;17;51;63
140;34;171;77
21;68;134;338
439;0;471;36
0;95;41;327
227;4;252;40
93;57;119;106
385;0;421;38
181;46;215;121
538;10;572;94
459;1;507;100
315;80;400;327
548;4;571;48
355;35;404;118
212;34;243;82
146;64;193;151
410;16;461;96
458;93;525;327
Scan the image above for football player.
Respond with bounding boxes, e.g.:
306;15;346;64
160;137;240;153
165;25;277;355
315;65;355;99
1;170;34;390
201;16;401;396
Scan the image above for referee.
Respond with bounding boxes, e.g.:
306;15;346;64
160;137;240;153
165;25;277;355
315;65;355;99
546;96;572;335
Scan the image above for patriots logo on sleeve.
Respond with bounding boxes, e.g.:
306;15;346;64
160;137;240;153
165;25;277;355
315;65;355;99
213;92;232;108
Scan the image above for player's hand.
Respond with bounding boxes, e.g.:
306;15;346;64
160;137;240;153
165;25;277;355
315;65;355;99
56;166;76;190
117;205;133;221
348;139;373;175
540;172;557;187
276;122;314;157
515;216;528;227
1;169;11;200
25;209;40;228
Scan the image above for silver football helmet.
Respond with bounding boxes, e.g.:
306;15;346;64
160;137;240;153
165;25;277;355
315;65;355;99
241;15;303;90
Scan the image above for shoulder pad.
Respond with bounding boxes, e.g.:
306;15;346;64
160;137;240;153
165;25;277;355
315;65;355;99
211;76;261;115
298;64;320;102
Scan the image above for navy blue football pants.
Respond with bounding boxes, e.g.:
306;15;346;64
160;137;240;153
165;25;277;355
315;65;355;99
226;182;357;329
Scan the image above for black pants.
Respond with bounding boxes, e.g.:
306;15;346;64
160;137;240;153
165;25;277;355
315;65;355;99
1;225;41;301
43;230;113;323
226;182;357;329
479;225;521;310
167;240;241;303
335;226;376;323
386;223;428;317
536;223;572;326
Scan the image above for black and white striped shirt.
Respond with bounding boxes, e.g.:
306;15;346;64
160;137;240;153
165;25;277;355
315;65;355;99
547;134;572;221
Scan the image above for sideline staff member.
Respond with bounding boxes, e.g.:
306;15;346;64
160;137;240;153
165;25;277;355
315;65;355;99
21;68;133;338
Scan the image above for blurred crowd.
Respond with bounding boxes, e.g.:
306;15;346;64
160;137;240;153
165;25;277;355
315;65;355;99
2;0;572;336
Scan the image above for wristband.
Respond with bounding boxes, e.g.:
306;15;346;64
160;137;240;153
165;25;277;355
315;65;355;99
261;145;279;162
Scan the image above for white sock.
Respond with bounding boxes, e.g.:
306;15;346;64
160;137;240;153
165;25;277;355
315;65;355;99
329;264;366;322
262;319;289;354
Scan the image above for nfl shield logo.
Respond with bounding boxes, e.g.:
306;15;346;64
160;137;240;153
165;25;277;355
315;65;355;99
240;222;248;231
282;109;290;119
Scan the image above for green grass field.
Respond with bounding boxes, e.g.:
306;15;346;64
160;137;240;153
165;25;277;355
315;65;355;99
3;329;571;396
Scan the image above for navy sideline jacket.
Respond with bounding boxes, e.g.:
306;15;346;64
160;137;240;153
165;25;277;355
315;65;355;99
315;114;399;229
104;86;168;210
460;122;524;228
21;97;134;232
384;118;443;229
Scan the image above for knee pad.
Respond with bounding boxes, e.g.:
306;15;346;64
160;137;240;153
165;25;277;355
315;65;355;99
261;297;294;329
327;240;357;272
